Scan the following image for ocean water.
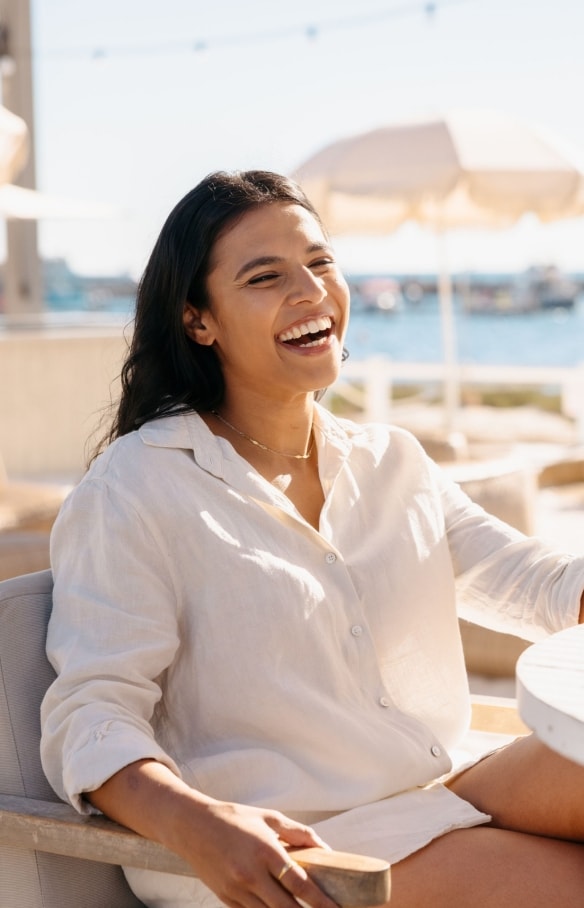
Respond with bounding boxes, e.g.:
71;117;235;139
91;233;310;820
46;291;584;368
345;294;584;367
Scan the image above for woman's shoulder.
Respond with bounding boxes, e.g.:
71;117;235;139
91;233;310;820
316;404;427;454
70;412;200;508
91;411;198;472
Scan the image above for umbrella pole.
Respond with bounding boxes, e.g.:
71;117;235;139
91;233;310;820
436;229;460;437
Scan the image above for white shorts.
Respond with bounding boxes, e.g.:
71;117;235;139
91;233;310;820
124;729;523;907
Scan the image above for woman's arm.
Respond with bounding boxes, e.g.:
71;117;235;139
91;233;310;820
435;462;584;637
87;758;338;908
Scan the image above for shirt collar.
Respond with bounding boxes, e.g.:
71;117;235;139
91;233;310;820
138;404;354;480
139;411;226;478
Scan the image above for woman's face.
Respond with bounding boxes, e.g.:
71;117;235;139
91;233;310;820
183;202;350;404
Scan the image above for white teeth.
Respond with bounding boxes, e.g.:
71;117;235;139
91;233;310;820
315;316;331;331
278;316;332;343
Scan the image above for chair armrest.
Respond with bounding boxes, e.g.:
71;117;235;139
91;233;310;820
470;694;530;736
0;793;390;907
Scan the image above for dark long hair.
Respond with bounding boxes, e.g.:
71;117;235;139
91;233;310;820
94;170;329;458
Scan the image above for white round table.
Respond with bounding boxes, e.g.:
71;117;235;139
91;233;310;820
516;624;584;766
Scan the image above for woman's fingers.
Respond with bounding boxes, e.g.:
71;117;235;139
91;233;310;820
275;860;297;883
179;801;339;908
265;812;331;851
269;856;339;908
218;839;337;908
257;812;338;908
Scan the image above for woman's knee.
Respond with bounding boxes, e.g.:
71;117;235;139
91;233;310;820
447;734;584;840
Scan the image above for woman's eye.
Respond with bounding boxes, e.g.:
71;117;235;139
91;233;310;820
248;273;278;285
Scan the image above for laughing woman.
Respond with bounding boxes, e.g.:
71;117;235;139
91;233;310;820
41;171;584;908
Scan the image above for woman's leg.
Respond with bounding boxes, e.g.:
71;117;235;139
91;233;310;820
388;826;584;908
385;735;584;906
446;733;584;840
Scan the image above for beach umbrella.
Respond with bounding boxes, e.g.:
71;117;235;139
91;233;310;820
293;109;584;431
0;182;115;219
0;104;115;315
0;105;29;185
0;103;113;219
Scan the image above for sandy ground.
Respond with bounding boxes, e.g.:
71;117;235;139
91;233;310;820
390;400;578;447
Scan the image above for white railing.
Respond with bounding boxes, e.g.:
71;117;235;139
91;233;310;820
333;357;584;441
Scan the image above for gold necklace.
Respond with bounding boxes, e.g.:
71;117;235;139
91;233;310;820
211;410;314;460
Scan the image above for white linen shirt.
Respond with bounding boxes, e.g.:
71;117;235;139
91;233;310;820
41;406;584;907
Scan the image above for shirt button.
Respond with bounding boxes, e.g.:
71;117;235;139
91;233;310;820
351;625;363;637
325;552;337;564
379;697;391;708
431;744;442;757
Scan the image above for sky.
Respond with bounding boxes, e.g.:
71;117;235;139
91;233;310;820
12;0;584;279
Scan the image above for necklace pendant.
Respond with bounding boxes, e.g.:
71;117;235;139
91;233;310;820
211;410;313;460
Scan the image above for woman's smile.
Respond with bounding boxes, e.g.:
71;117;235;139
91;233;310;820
277;314;334;348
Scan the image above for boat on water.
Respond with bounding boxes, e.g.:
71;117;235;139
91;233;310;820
348;276;404;313
465;265;579;314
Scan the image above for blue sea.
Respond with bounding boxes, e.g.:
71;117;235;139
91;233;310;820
345;294;584;367
47;291;584;368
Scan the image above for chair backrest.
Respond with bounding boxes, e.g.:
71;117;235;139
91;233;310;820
0;570;143;907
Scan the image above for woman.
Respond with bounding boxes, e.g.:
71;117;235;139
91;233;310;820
41;170;584;907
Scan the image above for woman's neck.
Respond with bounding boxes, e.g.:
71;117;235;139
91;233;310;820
204;396;324;529
213;395;315;461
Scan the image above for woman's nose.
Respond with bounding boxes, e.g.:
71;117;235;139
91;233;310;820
288;266;326;304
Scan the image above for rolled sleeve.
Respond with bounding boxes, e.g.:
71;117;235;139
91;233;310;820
40;475;182;812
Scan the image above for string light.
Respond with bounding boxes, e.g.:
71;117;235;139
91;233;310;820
26;0;479;63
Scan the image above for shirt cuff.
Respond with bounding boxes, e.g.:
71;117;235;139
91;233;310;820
62;719;182;814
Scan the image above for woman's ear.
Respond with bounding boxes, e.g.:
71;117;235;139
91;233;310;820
183;303;215;346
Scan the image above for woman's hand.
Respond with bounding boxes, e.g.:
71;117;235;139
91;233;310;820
88;759;338;908
178;798;338;908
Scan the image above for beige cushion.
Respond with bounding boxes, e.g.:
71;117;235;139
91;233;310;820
0;569;144;907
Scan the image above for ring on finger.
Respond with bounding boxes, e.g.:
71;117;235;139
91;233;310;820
277;860;296;882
